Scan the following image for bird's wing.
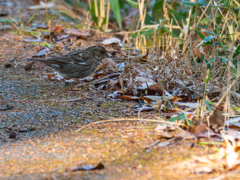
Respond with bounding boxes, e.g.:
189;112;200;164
46;50;92;65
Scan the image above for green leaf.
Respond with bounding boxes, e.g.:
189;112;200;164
169;113;186;122
201;18;210;25
205;69;212;83
232;105;240;112
27;12;37;24
204;100;212;113
18;10;23;26
214;43;222;46
131;25;161;38
223;0;230;8
218;57;228;63
216;27;219;35
208;101;216;105
218;37;228;59
168;8;184;22
195;29;205;40
125;0;138;8
0;18;10;23
90;0;98;24
110;0;122;29
153;0;164;20
208;58;217;63
233;44;240;59
162;22;178;38
185;119;192;125
145;13;154;25
202;31;217;35
230;66;237;76
238;9;240;25
216;15;223;24
202;35;215;43
199;141;223;145
0;25;10;30
197;0;205;6
203;55;211;69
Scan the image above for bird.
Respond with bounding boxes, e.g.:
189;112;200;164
26;45;108;78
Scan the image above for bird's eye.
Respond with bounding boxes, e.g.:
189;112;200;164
100;50;104;54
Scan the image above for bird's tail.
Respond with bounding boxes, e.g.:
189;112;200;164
26;58;45;62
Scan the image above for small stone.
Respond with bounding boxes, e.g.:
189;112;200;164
9;131;17;139
4;63;11;68
24;62;34;71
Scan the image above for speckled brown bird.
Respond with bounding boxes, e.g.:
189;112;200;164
26;45;107;78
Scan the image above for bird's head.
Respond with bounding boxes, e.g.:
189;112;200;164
87;45;108;61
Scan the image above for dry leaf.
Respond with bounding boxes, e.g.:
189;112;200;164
102;38;121;45
101;58;119;72
64;29;90;38
192;31;211;59
51;25;64;33
28;1;55;9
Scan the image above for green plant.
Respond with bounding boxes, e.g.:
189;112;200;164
4;10;37;35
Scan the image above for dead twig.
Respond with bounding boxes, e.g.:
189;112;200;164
74;118;188;133
76;73;120;87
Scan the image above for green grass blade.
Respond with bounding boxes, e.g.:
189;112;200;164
110;0;122;29
204;100;212;114
162;22;178;38
125;0;138;8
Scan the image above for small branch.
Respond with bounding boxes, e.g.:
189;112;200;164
76;73;120;87
74;118;187;133
215;69;240;108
